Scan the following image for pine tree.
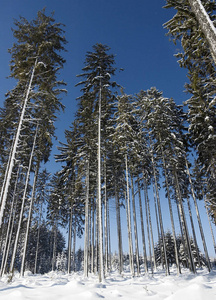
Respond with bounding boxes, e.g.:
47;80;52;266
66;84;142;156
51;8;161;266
164;0;216;222
0;9;67;229
75;43;120;281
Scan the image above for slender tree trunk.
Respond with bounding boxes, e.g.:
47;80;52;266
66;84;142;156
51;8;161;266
0;167;20;276
84;160;90;277
186;195;201;268
114;179;123;274
34;200;43;274
104;160;108;275
73;217;76;272
137;178;148;273
107;202;112;273
52;222;57;271
160;149;181;274
152;184;163;268
91;201;95;273
185;159;211;271
203;191;216;254
130;173;140;275
20;160;39;277
9;126;38;275
98;76;104;282
125;154;134;276
0;58;38;227
144;182;157;271
0;134;16;210
150;147;169;275
176;199;189;269
188;0;216;64
67;201;73;274
143;183;154;274
174;170;196;273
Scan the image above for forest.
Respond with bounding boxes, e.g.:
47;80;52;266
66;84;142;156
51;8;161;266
0;0;216;283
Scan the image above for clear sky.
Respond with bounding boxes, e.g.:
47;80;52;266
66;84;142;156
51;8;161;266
0;0;189;164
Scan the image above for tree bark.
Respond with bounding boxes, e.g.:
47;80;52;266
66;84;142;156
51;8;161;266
84;160;90;277
0;58;38;227
130;173;140;275
185;159;211;271
137;177;148;273
125;154;134;276
20;160;39;276
188;0;216;64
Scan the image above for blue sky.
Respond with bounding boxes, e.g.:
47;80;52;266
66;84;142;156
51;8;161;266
0;0;189;161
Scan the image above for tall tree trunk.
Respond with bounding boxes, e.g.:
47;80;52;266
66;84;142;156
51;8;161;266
67;200;73;274
186;195;201;268
137;177;148;273
20;160;39;276
188;0;216;64
34;199;43;274
72;217;76;272
97;75;104;282
20;126;40;277
104;160;108;275
91;201;95;273
114;178;123;274
125;154;134;276
160;148;181;274
174;169;196;273
150;147;169;275
143;183;154;274
9;125;38;275
0;58;38;227
52;222;57;271
203;191;216;254
152;184;163;268
0;167;20;276
130;173;140;275
84;160;90;277
144;181;157;271
185;159;211;271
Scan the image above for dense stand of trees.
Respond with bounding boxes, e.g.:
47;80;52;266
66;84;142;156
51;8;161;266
0;2;216;282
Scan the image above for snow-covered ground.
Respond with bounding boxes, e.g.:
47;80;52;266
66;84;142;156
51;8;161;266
0;267;216;300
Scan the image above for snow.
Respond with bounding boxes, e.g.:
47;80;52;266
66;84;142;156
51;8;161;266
0;268;216;300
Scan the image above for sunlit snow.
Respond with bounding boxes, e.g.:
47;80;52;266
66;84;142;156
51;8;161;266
0;267;216;300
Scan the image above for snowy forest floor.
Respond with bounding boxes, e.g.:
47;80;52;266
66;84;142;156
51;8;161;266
0;267;216;300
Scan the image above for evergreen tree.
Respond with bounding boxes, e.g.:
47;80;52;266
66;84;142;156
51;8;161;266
0;9;67;229
164;0;216;222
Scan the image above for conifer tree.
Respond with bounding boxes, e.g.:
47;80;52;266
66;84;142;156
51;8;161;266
0;9;67;228
164;0;216;222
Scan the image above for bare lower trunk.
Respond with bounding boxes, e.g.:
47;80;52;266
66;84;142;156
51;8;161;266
150;151;169;275
84;161;90;277
0;58;38;227
185;159;211;271
174;170;196;273
0;167;20;277
67;201;73;274
10;127;38;275
203;191;216;254
21;155;40;277
137;178;148;273
72;218;76;272
186;195;201;267
161;151;181;274
52;222;57;271
114;179;123;274
130;173;140;275
125;154;134;276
